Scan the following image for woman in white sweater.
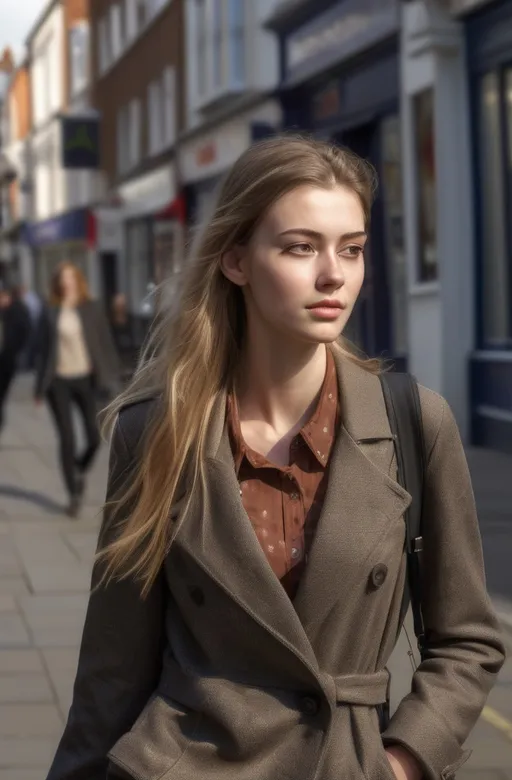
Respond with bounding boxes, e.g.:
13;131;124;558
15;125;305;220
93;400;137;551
35;263;121;517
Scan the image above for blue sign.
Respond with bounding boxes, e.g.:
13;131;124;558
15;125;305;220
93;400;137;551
26;208;91;247
284;0;399;86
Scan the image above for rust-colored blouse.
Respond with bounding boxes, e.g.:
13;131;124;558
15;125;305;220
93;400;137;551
227;350;339;600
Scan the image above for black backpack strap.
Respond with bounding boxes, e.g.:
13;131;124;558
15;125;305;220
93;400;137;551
379;372;426;660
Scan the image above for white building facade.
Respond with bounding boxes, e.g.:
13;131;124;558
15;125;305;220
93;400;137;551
28;0;103;296
400;0;512;453
180;0;283;225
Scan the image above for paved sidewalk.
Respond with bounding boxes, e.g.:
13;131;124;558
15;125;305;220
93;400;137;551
1;376;512;780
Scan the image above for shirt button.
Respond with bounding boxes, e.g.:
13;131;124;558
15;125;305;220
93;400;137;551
291;547;301;560
290;491;299;501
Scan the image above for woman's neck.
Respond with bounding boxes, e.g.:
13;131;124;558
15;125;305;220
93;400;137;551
61;296;79;308
236;333;328;438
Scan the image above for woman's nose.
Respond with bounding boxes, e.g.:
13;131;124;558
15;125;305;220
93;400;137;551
317;252;345;288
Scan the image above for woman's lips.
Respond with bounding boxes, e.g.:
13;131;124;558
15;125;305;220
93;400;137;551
306;301;345;319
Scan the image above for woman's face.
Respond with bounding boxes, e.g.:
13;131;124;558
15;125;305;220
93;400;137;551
225;184;367;347
59;267;79;299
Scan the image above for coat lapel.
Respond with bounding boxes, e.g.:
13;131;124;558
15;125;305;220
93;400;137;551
173;350;411;668
174;393;319;674
293;351;412;631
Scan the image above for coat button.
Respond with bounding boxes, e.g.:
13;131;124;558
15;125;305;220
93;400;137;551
300;695;320;716
190;587;205;606
370;564;388;589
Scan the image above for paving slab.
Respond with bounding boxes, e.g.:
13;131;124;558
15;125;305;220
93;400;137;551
0;650;44;674
0;674;54;704
0;771;49;780
18;594;89;648
0;614;31;648
0;704;63;736
0;737;58;768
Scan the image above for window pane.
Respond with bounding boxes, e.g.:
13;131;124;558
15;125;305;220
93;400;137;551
163;66;176;146
196;0;207;97
480;71;509;345
69;22;89;95
125;0;137;41
229;0;245;86
212;0;223;89
412;88;437;282
381;113;407;355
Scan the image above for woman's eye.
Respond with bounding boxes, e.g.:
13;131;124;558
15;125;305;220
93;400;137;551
341;245;364;258
287;243;314;255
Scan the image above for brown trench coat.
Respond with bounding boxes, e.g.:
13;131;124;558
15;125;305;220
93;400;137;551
45;351;506;780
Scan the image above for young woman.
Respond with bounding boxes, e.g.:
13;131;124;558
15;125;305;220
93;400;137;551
35;263;121;517
45;137;504;780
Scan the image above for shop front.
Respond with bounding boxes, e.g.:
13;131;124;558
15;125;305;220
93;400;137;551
269;0;406;366
117;163;184;348
179;101;281;230
25;207;97;296
466;0;512;453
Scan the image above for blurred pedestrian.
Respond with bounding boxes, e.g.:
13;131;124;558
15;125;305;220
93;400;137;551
45;137;505;780
109;292;135;378
35;262;121;518
0;285;31;434
19;284;43;371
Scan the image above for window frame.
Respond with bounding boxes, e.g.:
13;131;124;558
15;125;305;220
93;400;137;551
474;65;512;349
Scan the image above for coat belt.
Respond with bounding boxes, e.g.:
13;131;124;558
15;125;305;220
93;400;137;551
322;669;390;707
159;656;389;710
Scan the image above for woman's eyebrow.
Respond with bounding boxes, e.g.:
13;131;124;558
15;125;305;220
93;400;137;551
278;228;367;240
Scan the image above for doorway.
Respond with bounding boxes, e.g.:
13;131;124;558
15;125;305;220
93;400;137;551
335;115;406;366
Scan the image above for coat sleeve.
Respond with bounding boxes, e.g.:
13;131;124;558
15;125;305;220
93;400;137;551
381;389;506;780
45;410;166;780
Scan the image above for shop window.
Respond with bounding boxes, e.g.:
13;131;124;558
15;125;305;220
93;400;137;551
381;113;407;356
126;219;154;321
479;71;510;346
412;88;438;283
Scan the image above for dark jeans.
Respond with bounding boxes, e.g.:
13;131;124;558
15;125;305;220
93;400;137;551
0;354;17;431
46;375;100;497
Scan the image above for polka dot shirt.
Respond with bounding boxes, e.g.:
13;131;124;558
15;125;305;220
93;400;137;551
227;349;339;600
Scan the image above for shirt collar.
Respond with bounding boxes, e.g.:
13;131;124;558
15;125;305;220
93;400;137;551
227;348;339;473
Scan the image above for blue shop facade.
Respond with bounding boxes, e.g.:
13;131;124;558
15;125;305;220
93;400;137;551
465;0;512;453
268;0;407;368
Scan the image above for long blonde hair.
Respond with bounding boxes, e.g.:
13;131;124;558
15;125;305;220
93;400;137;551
99;134;380;596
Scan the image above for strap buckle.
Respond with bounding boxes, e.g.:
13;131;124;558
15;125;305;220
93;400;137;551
413;536;423;553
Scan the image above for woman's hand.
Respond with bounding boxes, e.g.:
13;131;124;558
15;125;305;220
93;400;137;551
385;745;423;780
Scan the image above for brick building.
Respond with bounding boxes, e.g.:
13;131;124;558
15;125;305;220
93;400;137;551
90;0;186;342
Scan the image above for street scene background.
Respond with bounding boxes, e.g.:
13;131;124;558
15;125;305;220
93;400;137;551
1;0;512;778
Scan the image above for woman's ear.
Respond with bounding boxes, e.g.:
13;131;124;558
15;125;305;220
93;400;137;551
220;246;248;287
